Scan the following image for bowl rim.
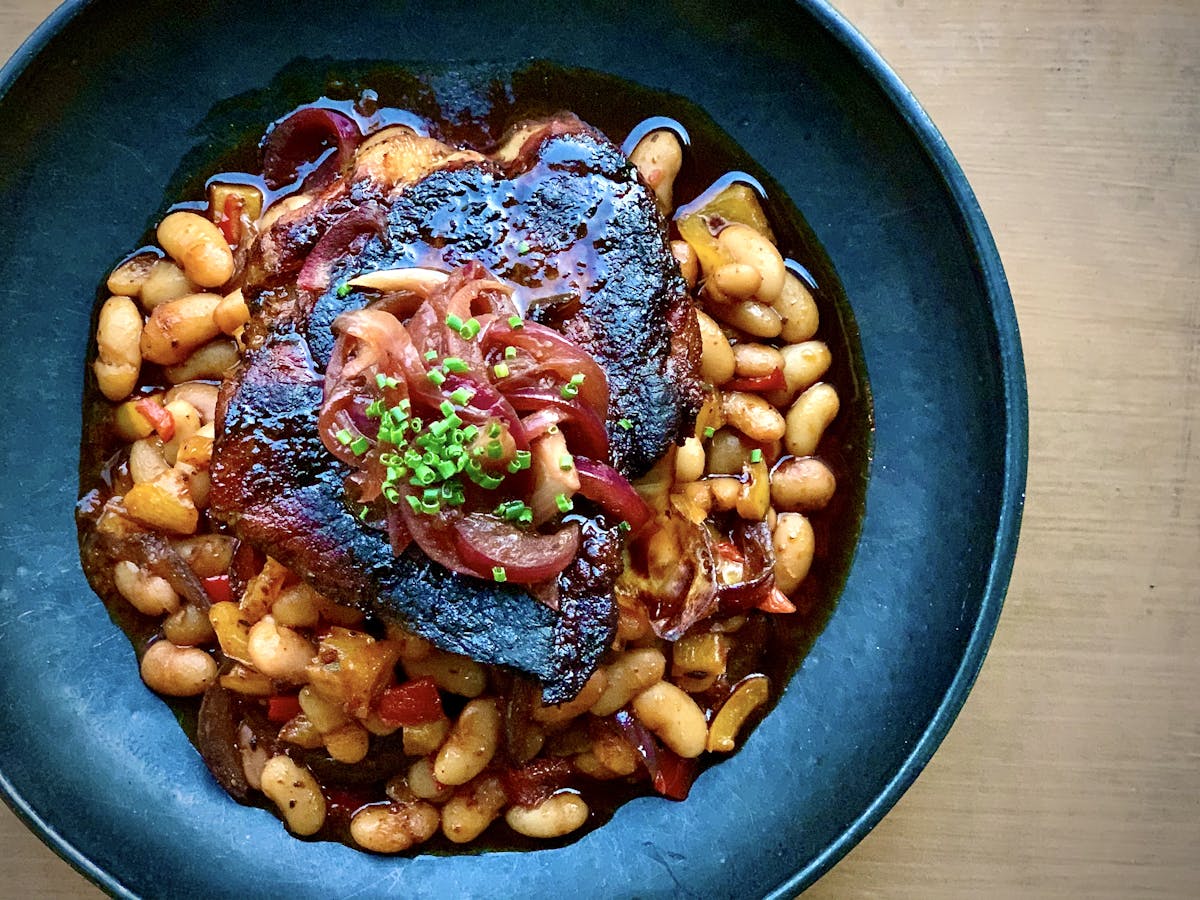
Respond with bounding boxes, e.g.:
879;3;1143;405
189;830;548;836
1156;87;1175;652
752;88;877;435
0;1;1028;896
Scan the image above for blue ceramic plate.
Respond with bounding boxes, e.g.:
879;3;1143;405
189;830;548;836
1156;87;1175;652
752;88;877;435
0;1;1025;896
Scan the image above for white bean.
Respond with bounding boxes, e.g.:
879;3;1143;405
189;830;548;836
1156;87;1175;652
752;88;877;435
504;791;589;839
93;296;143;401
350;802;440;853
441;775;507;843
674;437;706;483
157;211;234;288
723;391;786;442
717;223;786;304
139;260;196;310
773;512;815;594
246;615;315;683
771;457;836;511
260;755;325;836
113;560;180;616
784;382;840;457
590;648;666;716
630;681;708;758
629;129;683;212
139;640;216;697
696;310;735;385
434;698;500;786
776;271;820;342
709;298;783;338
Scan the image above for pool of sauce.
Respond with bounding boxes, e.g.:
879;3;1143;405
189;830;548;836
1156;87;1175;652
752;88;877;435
77;60;873;853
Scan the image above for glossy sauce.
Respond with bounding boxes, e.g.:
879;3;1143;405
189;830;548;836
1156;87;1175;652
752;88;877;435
78;60;872;852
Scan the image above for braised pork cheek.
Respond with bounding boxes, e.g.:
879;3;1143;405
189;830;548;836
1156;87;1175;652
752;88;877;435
211;116;703;702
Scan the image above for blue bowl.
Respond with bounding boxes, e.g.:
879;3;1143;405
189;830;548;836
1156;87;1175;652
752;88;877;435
0;1;1026;896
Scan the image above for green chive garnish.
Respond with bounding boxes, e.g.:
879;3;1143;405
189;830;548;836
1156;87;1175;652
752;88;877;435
507;315;523;329
493;362;510;378
427;369;446;386
504;346;518;360
749;448;763;463
492;566;508;582
443;357;469;373
336;428;353;445
703;426;716;439
449;387;473;406
445;314;464;332
350;436;370;456
336;283;351;298
559;452;574;471
618;418;633;430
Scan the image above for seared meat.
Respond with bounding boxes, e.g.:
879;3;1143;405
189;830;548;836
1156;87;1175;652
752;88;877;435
212;115;702;700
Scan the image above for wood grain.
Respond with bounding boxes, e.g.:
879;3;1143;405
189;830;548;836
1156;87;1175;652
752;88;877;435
1;0;1197;896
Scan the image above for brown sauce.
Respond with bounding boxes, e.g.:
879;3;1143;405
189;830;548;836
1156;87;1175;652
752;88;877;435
77;60;872;852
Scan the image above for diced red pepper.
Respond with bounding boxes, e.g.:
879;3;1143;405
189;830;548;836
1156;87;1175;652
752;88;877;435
267;694;302;723
218;194;245;245
501;757;574;808
724;367;785;392
758;586;797;614
324;787;376;825
202;574;233;605
651;744;698;800
376;677;445;726
135;398;175;441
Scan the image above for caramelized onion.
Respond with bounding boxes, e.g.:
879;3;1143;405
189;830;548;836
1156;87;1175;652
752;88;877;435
262;107;362;192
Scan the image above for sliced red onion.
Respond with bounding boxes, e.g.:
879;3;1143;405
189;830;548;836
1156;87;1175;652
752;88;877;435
452;514;580;583
574;457;652;533
715;520;777;613
261;107;362;192
297;203;387;293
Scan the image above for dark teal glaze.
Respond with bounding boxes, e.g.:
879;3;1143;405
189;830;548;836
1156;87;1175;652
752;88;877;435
0;1;1026;897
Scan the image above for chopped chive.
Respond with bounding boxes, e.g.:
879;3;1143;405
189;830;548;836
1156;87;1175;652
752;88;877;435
424;349;438;361
618;418;634;430
382;485;400;504
488;422;502;438
559;452;574;471
439;400;455;418
555;493;573;513
461;318;481;339
449;387;473;406
504;345;518;360
427;369;446;386
492;566;508;582
375;373;388;388
336;282;351;298
443;357;469;373
406;495;421;511
516;240;530;255
546;424;559;435
358;504;370;520
515;450;531;469
445;314;464;332
569;374;585;386
462;424;480;441
749;448;763;463
507;315;523;329
350;436;370;456
618;520;631;532
486;440;503;459
703;426;716;439
561;382;580;399
518;508;533;525
493;362;510;378
420;498;440;514
335;428;353;445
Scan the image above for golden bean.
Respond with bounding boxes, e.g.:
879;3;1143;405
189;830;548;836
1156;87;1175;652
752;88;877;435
732;343;784;379
674;437;706;483
350;802;439;853
324;722;370;764
93;296;143;401
441;775;507;843
408;756;454;802
717;223;786;304
504;791;589;839
403;718;451;757
533;669;608;724
164;338;239;383
590;648;667;716
631;681;708;758
162;603;215;646
140;260;197;310
708;476;741;511
773;512;815;594
629;129;683;212
671;240;699;289
298;684;349;733
766;341;833;407
260;755;325;836
434;698;500;786
106;252;158;298
705;427;747;475
139;640;216;697
776;271;819;343
140;293;222;365
246;615;315;683
710;298;783;338
128;437;170;484
113;560;179;617
784;383;840;457
771;456;836;511
723;391;786;442
696;310;735;385
172;534;233;578
404;650;487;698
214;288;250;335
271;583;323;629
157;211;234;288
164;382;219;424
161;399;201;466
711;262;762;300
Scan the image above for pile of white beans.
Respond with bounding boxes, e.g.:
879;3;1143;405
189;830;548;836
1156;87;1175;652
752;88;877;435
83;116;845;852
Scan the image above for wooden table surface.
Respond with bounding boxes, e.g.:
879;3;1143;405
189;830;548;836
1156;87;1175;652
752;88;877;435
2;0;1197;896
